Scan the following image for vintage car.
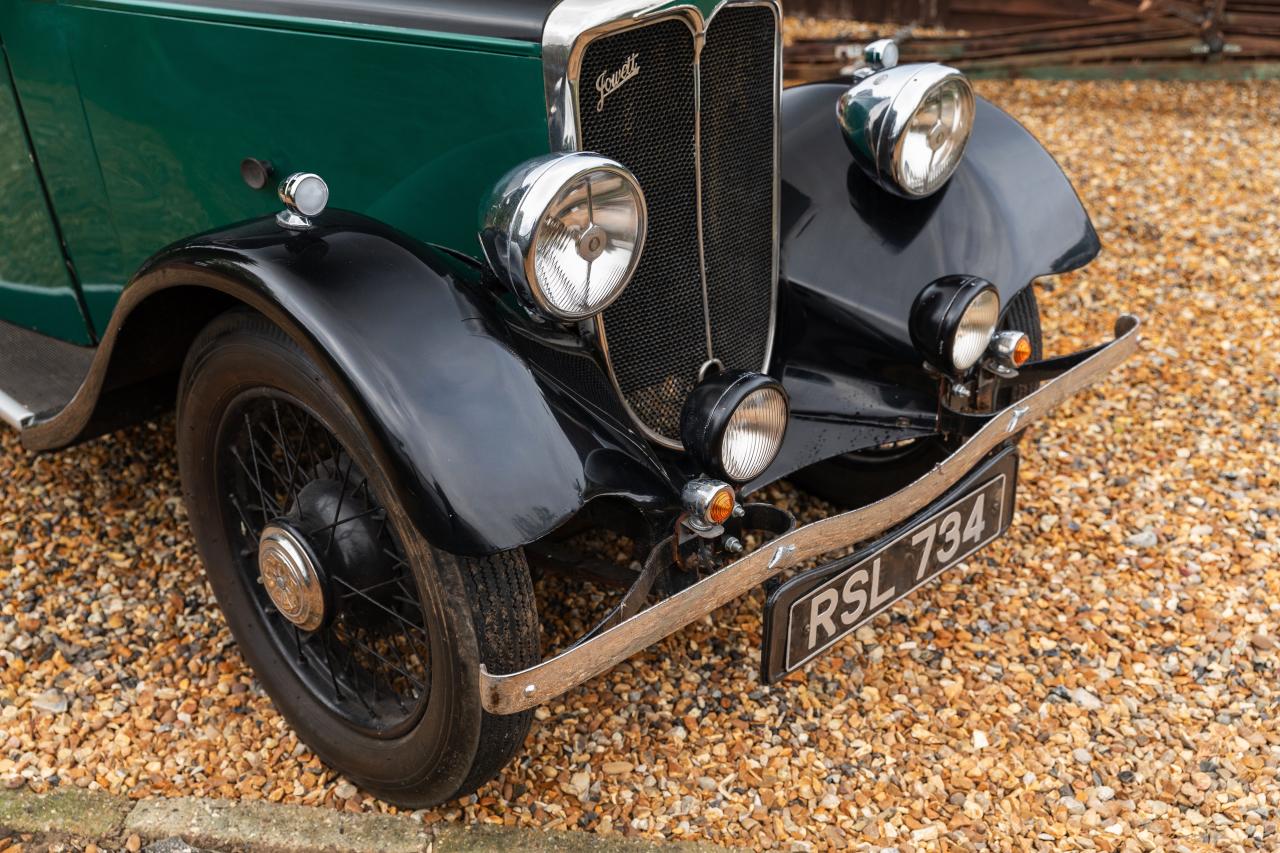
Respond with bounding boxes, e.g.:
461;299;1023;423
0;0;1138;806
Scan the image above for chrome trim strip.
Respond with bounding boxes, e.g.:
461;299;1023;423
544;0;782;449
0;388;33;430
480;314;1142;714
692;28;714;362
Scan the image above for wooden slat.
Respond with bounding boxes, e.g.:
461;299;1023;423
963;59;1280;76
784;0;1280;78
903;20;1197;57
956;35;1206;65
913;13;1143;40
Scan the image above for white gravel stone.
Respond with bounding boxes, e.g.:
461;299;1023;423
1069;687;1104;710
1061;796;1086;815
1127;529;1158;548
29;690;68;714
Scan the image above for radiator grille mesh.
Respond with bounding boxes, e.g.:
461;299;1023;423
576;6;778;442
701;6;776;376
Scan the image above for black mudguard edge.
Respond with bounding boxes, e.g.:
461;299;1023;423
22;211;677;557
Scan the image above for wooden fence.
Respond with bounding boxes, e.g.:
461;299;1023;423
785;0;1280;79
785;0;1175;31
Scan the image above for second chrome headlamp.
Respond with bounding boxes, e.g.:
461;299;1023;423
837;62;975;199
481;152;647;322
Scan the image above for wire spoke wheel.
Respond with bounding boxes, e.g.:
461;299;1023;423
218;392;431;736
179;310;540;805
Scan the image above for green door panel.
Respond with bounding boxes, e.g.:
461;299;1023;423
2;0;549;335
0;3;129;342
0;46;92;344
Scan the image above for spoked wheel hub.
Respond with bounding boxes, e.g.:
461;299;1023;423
258;474;399;633
259;522;327;632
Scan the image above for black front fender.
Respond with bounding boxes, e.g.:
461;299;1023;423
760;83;1101;484
24;212;677;556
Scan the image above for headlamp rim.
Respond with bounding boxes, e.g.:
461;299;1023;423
882;68;975;198
481;152;648;322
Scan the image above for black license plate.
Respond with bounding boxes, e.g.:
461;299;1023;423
762;451;1017;681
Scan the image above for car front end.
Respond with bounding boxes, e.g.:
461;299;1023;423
0;0;1144;807
472;0;1141;711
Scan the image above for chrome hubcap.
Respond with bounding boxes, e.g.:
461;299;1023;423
259;524;326;631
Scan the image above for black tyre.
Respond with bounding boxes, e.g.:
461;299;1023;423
176;309;539;807
792;286;1043;509
993;283;1043;407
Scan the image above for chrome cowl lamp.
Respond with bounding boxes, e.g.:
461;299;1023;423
836;45;976;199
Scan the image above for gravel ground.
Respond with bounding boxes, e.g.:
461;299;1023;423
3;79;1279;852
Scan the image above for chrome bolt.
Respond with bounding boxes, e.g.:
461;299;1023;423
724;536;744;554
732;504;746;519
576;223;608;261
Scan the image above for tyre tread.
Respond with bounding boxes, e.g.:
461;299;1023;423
455;549;540;797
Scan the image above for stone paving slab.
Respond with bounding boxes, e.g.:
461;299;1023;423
125;796;433;853
0;788;133;838
434;824;722;852
0;787;724;852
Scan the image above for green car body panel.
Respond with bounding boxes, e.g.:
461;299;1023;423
0;0;549;342
0;45;91;344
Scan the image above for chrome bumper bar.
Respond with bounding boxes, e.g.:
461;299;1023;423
480;315;1141;715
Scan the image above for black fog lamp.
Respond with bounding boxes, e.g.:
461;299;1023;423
680;371;789;484
910;275;1002;375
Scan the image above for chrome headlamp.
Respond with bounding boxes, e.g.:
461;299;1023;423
681;371;789;484
481;152;646;322
837;62;975;198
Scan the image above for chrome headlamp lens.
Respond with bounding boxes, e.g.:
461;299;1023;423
481;153;646;321
910;276;1001;375
895;75;975;196
681;371;789;484
837;64;975;198
950;287;1000;371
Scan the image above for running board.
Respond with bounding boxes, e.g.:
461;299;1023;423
0;320;93;430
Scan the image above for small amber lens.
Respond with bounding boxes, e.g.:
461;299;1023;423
708;488;735;525
1012;335;1033;366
